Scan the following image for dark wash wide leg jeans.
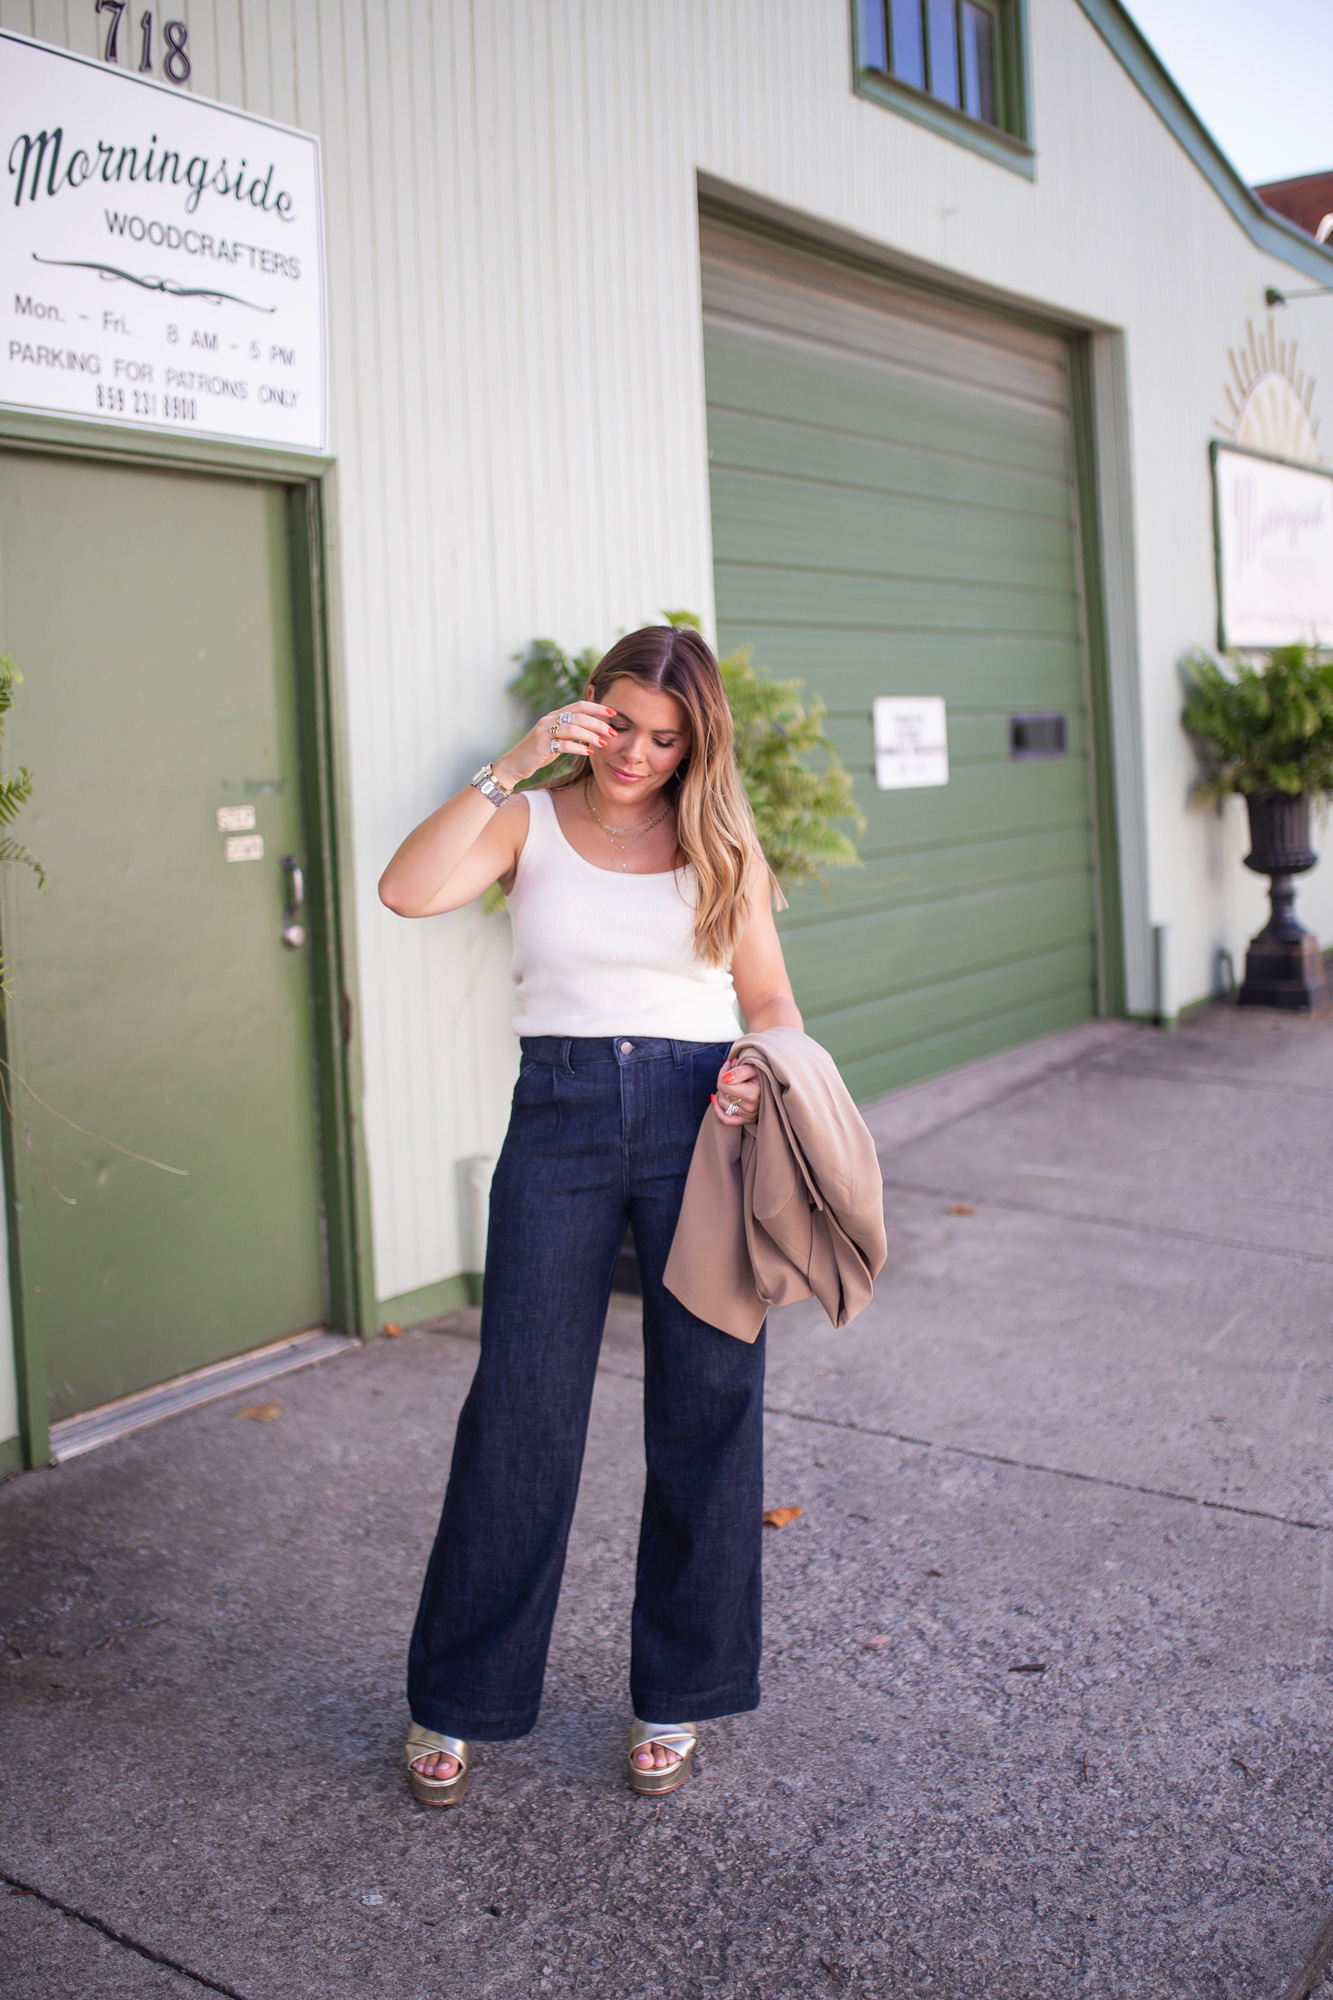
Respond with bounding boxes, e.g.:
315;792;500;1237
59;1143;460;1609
407;1035;767;1741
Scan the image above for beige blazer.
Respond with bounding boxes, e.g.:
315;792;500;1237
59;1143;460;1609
663;1026;888;1342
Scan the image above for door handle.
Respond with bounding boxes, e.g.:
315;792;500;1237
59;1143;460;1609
281;855;306;950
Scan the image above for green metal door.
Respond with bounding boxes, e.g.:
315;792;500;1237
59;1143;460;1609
0;451;325;1424
702;220;1100;1100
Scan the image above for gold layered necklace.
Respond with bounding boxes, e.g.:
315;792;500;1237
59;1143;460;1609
584;781;673;870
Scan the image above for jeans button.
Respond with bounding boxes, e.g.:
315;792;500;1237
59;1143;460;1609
619;1040;633;1055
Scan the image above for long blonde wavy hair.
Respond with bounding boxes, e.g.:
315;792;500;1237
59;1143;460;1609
548;624;763;966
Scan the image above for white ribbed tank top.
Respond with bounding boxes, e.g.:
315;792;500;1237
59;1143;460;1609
506;788;741;1040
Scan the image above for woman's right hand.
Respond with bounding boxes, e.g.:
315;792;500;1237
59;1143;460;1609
379;698;617;919
494;700;616;790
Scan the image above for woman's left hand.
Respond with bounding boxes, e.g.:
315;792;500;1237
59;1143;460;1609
712;1061;761;1125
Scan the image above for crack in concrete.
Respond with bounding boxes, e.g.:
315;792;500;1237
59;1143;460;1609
424;1325;1333;1537
757;1399;1333;1535
0;1870;248;1998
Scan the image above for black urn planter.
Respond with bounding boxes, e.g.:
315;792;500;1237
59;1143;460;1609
1239;792;1329;1012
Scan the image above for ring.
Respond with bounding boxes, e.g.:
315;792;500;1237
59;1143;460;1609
725;1099;740;1116
558;710;573;725
549;724;558;736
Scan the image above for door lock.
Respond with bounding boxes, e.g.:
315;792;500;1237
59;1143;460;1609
281;855;306;949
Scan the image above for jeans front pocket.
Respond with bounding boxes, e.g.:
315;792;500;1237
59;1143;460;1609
510;1058;559;1127
690;1041;735;1112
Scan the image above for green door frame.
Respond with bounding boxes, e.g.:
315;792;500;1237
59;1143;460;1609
1068;333;1128;1020
0;414;372;1470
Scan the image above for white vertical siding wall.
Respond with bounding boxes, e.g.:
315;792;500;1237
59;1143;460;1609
3;0;1330;1309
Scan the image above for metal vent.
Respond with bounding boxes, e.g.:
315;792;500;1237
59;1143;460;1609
1009;712;1067;759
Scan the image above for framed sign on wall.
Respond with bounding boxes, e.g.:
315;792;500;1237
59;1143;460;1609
0;30;326;453
1212;442;1333;649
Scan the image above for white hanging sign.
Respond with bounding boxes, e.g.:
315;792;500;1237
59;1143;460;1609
1213;444;1333;648
874;696;949;789
0;30;326;452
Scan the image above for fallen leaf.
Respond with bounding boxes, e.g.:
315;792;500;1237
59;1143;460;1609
762;1505;802;1529
947;1203;976;1216
820;1960;848;1986
83;1617;167;1657
383;1322;405;1338
926;1567;943;1577
1008;1661;1047;1674
235;1401;281;1423
861;1634;892;1651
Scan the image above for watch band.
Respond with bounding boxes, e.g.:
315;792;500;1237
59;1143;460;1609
469;763;512;808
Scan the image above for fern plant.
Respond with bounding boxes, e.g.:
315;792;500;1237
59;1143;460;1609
0;656;46;1002
505;636;602;737
494;616;863;900
718;643;863;888
0;656;44;883
1181;644;1333;804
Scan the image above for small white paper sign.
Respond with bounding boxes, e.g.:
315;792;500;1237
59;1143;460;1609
874;697;948;789
216;805;255;832
1214;446;1333;647
224;834;263;862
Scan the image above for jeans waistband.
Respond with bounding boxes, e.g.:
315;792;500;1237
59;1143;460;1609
520;1035;732;1072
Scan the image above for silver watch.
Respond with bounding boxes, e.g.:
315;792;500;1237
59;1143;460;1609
469;762;512;807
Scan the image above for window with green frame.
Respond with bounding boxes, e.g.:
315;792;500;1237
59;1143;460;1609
854;0;1031;167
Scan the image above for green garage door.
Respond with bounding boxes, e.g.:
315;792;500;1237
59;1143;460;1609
702;220;1101;1100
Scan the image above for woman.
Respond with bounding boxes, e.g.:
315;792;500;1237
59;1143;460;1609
378;623;801;1803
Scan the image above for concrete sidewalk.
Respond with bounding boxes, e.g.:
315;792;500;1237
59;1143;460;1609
2;1003;1331;2000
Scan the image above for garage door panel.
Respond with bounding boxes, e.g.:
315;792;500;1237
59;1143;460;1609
837;985;1099;1100
705;325;1072;480
715;563;1083;640
707;406;1075;522
718;625;1087;710
852;758;1092;848
806;942;1097;1089
704;288;1073;412
710;469;1081;594
809;939;1096;1056
703;220;1099;1092
781;874;1096;1015
701;261;1074;408
779;827;1097;925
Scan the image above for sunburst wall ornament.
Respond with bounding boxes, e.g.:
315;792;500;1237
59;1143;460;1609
1217;318;1321;464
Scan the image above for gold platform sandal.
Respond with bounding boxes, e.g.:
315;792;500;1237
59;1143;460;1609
405;1724;471;1807
627;1720;697;1797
